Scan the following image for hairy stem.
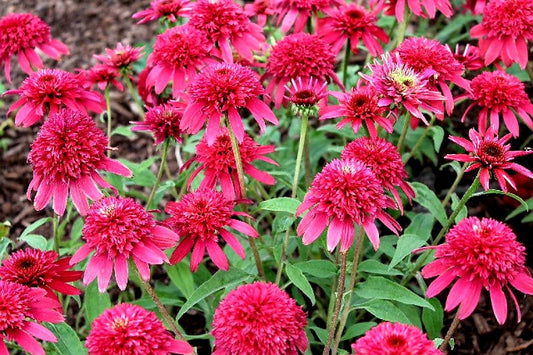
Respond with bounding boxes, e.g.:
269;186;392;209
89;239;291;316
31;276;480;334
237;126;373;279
123;74;145;119
52;214;60;253
146;138;171;210
439;311;461;351
397;113;411;155
276;114;309;285
104;86;113;157
323;252;348;355
342;39;351;88
403;116;435;164
441;162;469;208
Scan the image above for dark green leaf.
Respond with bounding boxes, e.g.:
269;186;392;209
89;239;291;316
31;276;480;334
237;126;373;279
285;262;316;305
44;322;87;355
355;300;411;324
423;298;444;339
19;234;48;250
85;281;111;326
294;260;337;278
430;126;444;152
259;197;301;214
19;217;52;239
358;260;403;276
167;262;195;298
412;182;447;226
473;189;528;211
389;234;427;269
451;193;468;223
340;322;377;341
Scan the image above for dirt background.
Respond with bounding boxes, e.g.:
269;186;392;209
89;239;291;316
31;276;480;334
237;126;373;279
0;0;532;354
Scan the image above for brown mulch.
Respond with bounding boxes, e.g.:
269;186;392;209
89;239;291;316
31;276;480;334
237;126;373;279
1;1;532;354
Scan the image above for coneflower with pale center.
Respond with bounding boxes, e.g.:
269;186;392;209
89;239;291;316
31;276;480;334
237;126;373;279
0;12;69;82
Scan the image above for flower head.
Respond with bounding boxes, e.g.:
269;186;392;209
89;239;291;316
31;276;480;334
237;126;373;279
0;280;63;355
341;137;415;213
319;85;392;138
188;0;265;63
78;64;124;92
212;282;308;355
470;0;533;69
93;42;144;74
375;0;453;23
445;127;533;192
273;0;337;33
351;322;443;355
165;189;259;272
181;63;278;145
132;0;193;24
285;77;328;117
422;217;533;324
244;0;275;27
86;303;194;355
463;70;533;137
447;43;485;71
5;68;106;127
186;128;277;200
395;37;470;116
131;102;185;145
70;196;179;292
0;12;69;82
361;54;444;126
145;25;214;98
27;109;132;216
463;0;488;15
297;159;400;252
0;248;82;306
317;3;389;56
264;33;341;108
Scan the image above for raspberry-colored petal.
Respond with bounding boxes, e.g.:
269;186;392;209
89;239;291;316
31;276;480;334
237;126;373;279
489;285;508;325
206;240;229;271
114;253;129;291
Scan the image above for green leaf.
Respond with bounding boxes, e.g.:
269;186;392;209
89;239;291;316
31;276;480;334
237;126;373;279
285;263;316;305
473;189;529;211
411;182;447;226
177;268;251;320
358;260;403;276
451;193;468;223
84;281;111;326
19;234;48;250
259;197;301;214
430;126;444;152
355;299;411;324
0;221;10;239
506;198;533;220
294;260;337;278
340;322;377;341
0;237;13;259
354;276;434;309
389;234;427;269
44;322;87;355
19;217;52;240
422;298;444;339
167;262;195;298
111;125;134;137
404;213;434;240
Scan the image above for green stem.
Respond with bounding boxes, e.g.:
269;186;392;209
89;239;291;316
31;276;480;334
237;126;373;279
104;86;113;157
226;119;265;279
323;252;348;355
52;213;60;253
304;124;312;187
331;228;364;355
439;311;461;351
123;74;145;118
397;113;411;155
394;8;410;47
275;114;309;285
146;138;171;210
403;116;435;164
342;39;351;88
401;174;480;286
441;162;469;208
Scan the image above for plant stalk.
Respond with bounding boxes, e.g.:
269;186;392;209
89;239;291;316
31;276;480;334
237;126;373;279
122;73;145;118
397;113;411;155
52;213;60;253
146;138;171;210
342;39;351;88
441;162;469;208
323;251;348;355
403;116;435;164
439;311;461;351
104;86;113;157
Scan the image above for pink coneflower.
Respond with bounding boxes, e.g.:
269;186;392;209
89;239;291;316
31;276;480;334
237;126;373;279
264;33;342;108
78;63;124;92
360;54;444;126
341;137;415;213
422;217;533;324
145;25;214;98
132;0;193;24
0;12;69;83
212;282;308;355
470;0;533;69
188;0;265;63
86;303;194;355
165;189;259;272
319;85;393;138
131;102;185;145
297;159;400;252
273;0;338;33
0;280;63;355
27;109;132;216
180;62;278;145
0;248;82;307
446;43;485;71
317;3;389;56
285;77;328;116
70;196;179;293
461;70;533;137
395;37;470;116
5;68;105;127
93;42;144;74
445;127;533;192
373;0;453;23
185;128;277;200
245;0;275;27
463;0;488;14
351;322;443;355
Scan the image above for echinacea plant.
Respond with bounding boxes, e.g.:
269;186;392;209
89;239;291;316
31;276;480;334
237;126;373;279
2;2;533;355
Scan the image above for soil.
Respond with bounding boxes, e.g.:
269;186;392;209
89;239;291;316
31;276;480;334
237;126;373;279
1;1;532;354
